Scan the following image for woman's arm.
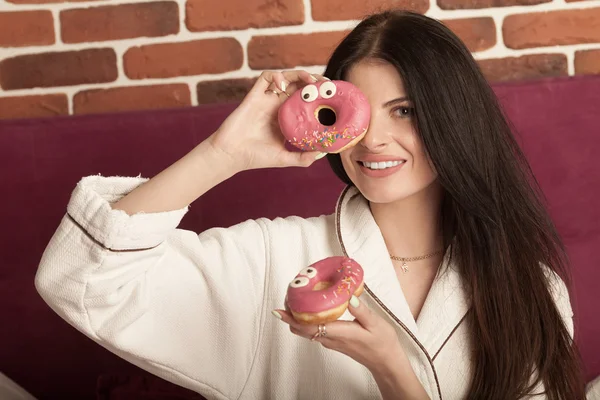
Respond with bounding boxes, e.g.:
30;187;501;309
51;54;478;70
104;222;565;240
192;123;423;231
111;139;237;214
371;351;431;400
35;70;326;399
276;295;431;399
35;178;270;399
112;70;323;216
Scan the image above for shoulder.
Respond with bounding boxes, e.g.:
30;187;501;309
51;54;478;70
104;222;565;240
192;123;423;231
197;213;333;238
255;214;339;259
540;264;575;337
540;264;572;314
256;213;335;235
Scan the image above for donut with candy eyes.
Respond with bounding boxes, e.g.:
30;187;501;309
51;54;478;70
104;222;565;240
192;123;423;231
278;80;371;153
285;256;365;325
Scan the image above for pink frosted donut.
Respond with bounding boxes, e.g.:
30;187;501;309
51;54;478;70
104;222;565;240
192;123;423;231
285;256;365;325
278;80;370;153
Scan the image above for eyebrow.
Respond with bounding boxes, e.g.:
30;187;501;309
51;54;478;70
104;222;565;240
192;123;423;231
382;97;411;107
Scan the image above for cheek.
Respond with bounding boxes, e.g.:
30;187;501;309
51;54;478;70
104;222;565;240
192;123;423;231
340;151;355;174
417;162;438;186
410;139;437;177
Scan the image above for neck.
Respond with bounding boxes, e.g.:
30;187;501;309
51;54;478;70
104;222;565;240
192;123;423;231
370;181;444;258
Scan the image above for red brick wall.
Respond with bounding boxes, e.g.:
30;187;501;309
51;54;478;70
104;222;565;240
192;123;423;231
0;0;599;120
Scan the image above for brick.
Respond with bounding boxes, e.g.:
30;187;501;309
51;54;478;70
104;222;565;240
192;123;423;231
0;11;54;48
311;0;428;20
248;31;349;70
443;17;496;52
439;0;548;10
124;39;243;79
73;84;191;115
574;50;600;75
0;94;68;120
186;0;304;32
0;49;117;90
197;78;258;104
61;2;179;44
7;0;103;3
503;9;600;49
478;54;567;83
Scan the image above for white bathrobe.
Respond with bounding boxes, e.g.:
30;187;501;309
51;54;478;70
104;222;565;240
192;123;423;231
34;176;575;400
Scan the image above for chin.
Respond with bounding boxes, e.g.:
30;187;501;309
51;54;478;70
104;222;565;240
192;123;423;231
352;177;440;205
351;181;409;204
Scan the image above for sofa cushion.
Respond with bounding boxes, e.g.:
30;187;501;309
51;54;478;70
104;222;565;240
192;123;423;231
97;374;205;400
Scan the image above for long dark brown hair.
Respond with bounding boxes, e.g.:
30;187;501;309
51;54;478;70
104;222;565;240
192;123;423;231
324;10;585;399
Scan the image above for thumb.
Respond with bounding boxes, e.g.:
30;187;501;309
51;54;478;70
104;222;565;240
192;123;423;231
282;150;327;167
347;295;376;330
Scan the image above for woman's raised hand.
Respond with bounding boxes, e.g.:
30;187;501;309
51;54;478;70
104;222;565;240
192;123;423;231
207;70;329;172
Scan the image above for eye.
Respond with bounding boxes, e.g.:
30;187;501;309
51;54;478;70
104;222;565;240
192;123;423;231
319;81;336;99
299;267;317;279
289;276;310;288
301;85;319;103
393;106;415;118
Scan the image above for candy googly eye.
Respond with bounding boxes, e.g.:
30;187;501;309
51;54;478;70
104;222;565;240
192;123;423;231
299;267;317;279
301;85;319;103
319;81;336;99
289;276;310;288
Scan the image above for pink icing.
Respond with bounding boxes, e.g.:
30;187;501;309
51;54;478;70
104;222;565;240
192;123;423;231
277;81;371;153
286;256;364;314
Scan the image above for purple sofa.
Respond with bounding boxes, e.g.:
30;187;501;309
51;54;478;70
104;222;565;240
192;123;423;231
1;75;599;399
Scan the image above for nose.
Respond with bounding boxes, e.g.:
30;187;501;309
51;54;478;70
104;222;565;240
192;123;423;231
358;111;390;152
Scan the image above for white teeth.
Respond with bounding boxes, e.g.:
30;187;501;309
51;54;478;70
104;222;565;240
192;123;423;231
362;160;404;170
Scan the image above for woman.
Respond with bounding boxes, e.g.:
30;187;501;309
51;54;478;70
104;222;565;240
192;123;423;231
35;10;585;400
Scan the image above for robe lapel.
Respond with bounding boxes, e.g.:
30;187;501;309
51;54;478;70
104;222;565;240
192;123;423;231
334;186;471;357
334;186;419;336
416;256;471;359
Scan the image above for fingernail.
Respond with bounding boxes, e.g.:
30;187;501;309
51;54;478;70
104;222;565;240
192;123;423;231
315;152;327;160
350;295;360;308
324;77;331;81
280;81;287;92
310;74;319;82
271;310;282;320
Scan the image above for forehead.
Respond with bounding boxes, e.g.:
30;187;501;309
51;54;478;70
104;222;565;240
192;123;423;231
345;59;407;99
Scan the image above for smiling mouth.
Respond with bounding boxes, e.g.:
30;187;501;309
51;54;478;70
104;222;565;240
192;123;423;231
314;106;337;126
360;160;406;170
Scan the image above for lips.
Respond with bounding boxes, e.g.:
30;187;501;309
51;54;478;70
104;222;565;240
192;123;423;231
354;155;407;178
361;160;405;170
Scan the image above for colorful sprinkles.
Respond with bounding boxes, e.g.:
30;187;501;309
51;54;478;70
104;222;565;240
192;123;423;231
291;127;365;151
335;262;358;296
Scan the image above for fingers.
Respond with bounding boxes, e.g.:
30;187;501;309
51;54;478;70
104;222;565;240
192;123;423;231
282;71;330;96
250;70;327;97
280;70;322;86
272;309;362;342
272;310;313;340
279;149;327;168
309;72;330;82
346;295;377;331
272;310;331;340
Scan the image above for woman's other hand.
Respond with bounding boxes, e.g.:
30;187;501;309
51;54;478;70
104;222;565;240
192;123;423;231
273;296;431;400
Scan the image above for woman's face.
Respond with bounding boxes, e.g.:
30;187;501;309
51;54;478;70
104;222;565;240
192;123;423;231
340;60;438;204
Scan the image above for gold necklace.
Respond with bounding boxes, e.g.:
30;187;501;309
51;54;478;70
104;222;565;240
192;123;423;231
390;249;444;272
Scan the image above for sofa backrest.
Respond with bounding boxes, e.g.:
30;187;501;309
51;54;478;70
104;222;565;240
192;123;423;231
1;75;598;398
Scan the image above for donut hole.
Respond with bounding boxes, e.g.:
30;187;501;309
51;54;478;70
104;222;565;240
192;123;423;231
312;281;333;291
315;106;337;126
